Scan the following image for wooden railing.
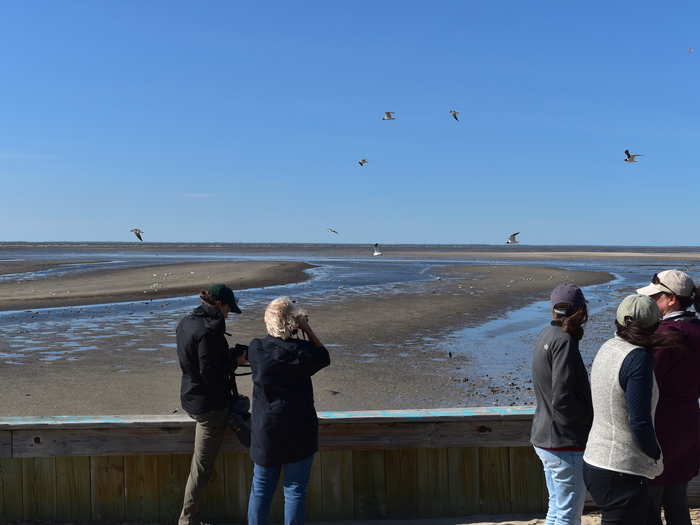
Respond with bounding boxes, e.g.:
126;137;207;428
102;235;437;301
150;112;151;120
0;407;697;523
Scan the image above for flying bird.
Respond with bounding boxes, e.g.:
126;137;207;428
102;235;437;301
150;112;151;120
327;228;339;235
372;243;383;256
382;112;396;120
624;150;643;163
358;159;368;167
130;228;144;241
506;232;520;244
449;109;459;121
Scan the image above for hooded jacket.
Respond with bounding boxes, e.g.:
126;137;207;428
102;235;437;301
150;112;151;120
176;303;238;415
248;335;330;466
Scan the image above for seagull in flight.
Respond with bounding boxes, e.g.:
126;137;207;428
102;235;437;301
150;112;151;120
506;232;520;244
130;228;144;241
358;159;368;167
327;228;339;235
382;112;396;120
449;109;459;121
624;150;643;163
372;243;383;256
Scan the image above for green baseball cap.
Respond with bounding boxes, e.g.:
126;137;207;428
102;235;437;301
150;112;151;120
616;294;659;328
207;284;241;314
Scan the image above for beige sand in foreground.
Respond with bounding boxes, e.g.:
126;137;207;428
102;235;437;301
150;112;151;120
0;260;314;311
0;264;613;416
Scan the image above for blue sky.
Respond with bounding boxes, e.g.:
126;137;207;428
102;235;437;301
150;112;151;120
1;1;698;245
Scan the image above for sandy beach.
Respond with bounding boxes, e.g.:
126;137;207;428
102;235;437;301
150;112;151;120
0;261;611;416
0;260;314;311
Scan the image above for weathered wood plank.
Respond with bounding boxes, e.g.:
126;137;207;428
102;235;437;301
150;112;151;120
417;448;450;518
157;454;191;523
223;452;253;523
320;419;532;450
384;448;419;519
200;450;226;523
447;447;479;515
689;475;700;508
12;427;245;457
509;446;546;513
479;447;511;514
124;455;159;521
0;458;23;522
55;456;90;522
91;455;125;521
352;450;387;519
305;453;324;520
11;416;531;457
0;432;10;458
320;450;353;520
22;457;56;520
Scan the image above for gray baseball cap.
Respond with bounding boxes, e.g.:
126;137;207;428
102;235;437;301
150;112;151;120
616;294;659;328
550;284;586;315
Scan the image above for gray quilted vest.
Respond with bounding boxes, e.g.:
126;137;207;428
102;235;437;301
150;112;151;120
583;336;663;479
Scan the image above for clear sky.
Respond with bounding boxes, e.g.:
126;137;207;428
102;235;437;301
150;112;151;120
1;1;698;245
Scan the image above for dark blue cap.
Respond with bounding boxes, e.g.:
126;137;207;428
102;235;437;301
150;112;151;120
550;284;586;314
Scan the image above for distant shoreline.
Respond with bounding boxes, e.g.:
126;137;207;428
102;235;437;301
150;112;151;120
2;242;700;260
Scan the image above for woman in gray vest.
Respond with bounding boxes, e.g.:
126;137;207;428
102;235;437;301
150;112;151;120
531;284;593;525
583;294;682;525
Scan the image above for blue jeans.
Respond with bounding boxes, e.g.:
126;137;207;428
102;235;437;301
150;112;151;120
534;447;586;525
248;454;314;525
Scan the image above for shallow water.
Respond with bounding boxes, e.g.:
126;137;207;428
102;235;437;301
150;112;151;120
0;246;696;390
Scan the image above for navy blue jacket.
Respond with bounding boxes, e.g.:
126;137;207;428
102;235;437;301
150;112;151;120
248;335;330;466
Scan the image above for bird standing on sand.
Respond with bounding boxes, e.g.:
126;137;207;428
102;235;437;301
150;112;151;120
358;159;368;167
327;228;339;235
382;112;396;120
372;243;383;256
506;232;520;244
130;228;144;241
449;110;459;121
624;150;643;163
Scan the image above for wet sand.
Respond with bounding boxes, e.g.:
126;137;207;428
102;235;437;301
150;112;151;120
0;264;611;416
0;261;314;311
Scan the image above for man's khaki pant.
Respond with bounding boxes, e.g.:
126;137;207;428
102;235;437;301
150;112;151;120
178;409;229;525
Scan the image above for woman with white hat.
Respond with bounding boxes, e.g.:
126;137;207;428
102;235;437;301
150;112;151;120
637;270;700;525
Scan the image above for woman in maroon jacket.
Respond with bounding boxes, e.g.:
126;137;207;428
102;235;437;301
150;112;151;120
637;269;700;525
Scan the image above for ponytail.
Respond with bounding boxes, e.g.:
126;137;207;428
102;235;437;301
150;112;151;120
553;304;588;341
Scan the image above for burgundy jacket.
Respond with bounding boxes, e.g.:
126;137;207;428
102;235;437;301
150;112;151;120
652;312;700;484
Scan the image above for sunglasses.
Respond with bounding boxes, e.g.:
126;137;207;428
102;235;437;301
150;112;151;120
651;273;676;295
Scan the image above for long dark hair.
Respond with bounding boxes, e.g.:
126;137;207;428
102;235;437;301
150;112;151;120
616;320;686;351
553;304;588;340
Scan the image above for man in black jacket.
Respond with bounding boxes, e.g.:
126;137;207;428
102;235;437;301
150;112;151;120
177;284;246;525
